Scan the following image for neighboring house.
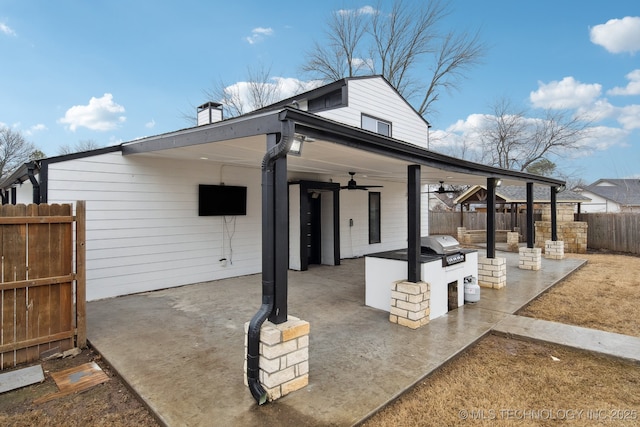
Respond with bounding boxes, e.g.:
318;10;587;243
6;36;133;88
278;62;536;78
455;185;591;212
574;179;640;213
0;76;564;301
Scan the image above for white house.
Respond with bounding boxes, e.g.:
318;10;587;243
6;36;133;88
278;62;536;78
1;76;565;302
574;179;640;213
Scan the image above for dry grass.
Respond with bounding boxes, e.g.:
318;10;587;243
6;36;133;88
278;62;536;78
362;335;640;427
363;252;640;426
518;253;640;337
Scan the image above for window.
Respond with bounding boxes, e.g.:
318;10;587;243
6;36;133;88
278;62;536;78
361;114;391;137
369;192;381;244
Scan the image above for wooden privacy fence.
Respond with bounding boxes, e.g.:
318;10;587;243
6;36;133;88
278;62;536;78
1;202;85;369
581;213;640;255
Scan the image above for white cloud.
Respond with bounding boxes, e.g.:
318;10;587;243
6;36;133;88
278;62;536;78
608;69;640;96
245;27;274;45
24;123;47;136
617;104;640;130
590;16;640;54
338;5;378;16
0;22;16;37
530;77;601;109
58;93;126;131
145;119;156;129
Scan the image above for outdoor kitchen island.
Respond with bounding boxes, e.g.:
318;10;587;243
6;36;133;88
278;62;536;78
365;236;478;320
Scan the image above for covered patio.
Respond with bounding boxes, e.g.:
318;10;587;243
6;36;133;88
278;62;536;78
87;249;585;426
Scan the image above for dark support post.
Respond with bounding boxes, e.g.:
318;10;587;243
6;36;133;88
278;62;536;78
407;165;421;283
271;139;288;324
526;182;534;248
486;178;497;259
550;186;558;241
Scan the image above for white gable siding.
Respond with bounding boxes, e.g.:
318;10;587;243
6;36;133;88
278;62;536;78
316;78;429;148
46;152;263;300
579;191;621;213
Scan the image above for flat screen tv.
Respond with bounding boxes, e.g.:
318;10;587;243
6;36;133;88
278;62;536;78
199;184;247;216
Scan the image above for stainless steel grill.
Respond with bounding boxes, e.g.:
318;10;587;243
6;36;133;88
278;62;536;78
420;235;461;255
421;235;465;267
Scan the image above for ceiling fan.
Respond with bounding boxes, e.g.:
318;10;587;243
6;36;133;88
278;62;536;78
432;181;457;194
340;172;383;191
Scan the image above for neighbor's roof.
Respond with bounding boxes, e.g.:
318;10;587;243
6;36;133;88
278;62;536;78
579;179;640;206
455;185;591;204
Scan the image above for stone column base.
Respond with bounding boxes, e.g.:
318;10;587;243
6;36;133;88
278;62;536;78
507;232;520;252
478;257;506;289
390;280;430;329
545;240;565;260
519;247;542;270
244;316;309;402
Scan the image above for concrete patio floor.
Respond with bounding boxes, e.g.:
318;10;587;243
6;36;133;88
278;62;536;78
87;249;586;426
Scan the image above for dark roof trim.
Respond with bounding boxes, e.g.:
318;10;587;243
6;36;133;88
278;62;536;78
122;111;282;155
119;104;563;188
279;108;565;187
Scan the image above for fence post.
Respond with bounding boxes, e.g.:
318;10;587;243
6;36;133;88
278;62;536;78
75;201;87;348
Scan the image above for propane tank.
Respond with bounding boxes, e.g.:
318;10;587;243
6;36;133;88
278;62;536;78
464;276;480;303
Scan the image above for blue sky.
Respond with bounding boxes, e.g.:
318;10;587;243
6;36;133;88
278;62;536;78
1;0;639;184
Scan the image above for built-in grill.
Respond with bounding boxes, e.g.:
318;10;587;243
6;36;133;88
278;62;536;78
421;235;466;267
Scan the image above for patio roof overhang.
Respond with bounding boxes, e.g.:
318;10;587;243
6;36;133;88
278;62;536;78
121;107;565;189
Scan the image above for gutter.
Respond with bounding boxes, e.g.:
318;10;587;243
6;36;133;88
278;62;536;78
246;119;296;405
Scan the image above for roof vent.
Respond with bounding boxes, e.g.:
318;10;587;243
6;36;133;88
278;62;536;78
197;102;223;126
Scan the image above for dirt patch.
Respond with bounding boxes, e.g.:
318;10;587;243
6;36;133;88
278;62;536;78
0;347;159;427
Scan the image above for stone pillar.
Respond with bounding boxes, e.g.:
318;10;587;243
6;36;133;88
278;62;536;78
519;247;542;270
478;257;506;289
507;232;520;252
390;280;430;329
457;227;467;242
545;240;565;260
244;316;309;402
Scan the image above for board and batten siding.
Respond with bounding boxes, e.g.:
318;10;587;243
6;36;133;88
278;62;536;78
46;152;263;300
317;78;430;148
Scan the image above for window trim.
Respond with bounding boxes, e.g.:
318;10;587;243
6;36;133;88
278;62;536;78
361;113;392;137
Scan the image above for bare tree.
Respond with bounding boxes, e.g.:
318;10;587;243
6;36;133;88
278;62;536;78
478;98;593;172
303;7;370;82
0;127;36;180
204;64;288;117
301;0;487;118
58;139;103;155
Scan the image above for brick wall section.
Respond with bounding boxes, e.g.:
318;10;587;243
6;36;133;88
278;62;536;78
244;316;309;401
544;240;565;260
478;257;506;289
535;221;588;254
390;280;430;329
519;247;542;270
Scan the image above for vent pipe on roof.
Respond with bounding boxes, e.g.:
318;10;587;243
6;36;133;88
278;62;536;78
197;102;223;126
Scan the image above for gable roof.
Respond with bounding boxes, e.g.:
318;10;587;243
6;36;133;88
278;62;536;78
455;185;590;205
257;75;431;128
580;179;640;206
